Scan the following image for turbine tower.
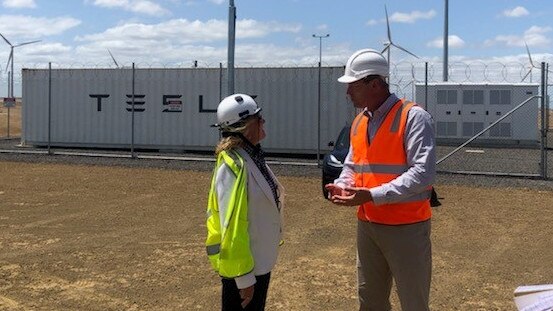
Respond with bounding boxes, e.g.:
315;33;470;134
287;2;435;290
381;5;419;75
0;33;40;97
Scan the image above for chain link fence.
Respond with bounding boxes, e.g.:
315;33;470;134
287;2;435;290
0;61;551;179
412;62;551;179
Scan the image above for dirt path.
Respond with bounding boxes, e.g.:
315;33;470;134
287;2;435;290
1;161;552;310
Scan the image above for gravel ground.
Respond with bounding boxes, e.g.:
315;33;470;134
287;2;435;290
1;138;552;191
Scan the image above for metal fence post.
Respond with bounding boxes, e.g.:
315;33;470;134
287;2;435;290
131;63;136;159
219;62;223;101
424;62;428;111
6;71;10;138
48;62;52;155
540;62;547;179
317;61;322;166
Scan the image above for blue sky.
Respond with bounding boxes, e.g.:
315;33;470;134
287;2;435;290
1;0;552;96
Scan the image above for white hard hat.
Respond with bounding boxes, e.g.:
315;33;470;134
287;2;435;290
337;49;389;83
213;93;261;128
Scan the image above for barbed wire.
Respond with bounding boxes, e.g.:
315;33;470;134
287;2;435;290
0;61;550;99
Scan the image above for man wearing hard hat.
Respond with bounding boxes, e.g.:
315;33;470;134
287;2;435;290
326;49;436;310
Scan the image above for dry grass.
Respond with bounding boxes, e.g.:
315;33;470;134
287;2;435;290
1;161;552;310
0;101;21;137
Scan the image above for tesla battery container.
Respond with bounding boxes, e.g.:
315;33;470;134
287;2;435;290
22;67;355;154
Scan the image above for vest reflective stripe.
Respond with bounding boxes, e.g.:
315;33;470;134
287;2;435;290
390;101;410;133
205;150;255;278
350;99;432;225
352;163;409;174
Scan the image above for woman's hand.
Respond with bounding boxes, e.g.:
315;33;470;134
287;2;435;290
239;285;255;308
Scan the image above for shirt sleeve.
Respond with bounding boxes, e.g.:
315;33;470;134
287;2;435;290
215;163;257;289
370;106;436;205
333;144;356;189
215;164;237;229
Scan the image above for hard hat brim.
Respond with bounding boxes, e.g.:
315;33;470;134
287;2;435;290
337;75;361;84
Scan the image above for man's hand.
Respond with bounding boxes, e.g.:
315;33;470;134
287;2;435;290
325;183;351;200
329;186;372;206
239;285;254;308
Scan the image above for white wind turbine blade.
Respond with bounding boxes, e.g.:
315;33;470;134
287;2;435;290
385;5;392;42
108;49;120;68
522;42;535;82
381;42;391;54
390;42;420;59
525;42;553;74
525;42;537;68
521;69;532;82
0;33;12;46
14;40;41;48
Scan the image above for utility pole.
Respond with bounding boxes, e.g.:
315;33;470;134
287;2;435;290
312;33;329;166
227;0;236;95
443;0;449;81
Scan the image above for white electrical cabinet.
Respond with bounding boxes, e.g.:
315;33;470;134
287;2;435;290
415;83;540;146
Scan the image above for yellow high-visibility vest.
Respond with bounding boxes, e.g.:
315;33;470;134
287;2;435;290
205;150;254;278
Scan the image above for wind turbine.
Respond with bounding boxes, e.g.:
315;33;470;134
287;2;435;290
0;33;40;97
381;6;419;76
522;42;540;83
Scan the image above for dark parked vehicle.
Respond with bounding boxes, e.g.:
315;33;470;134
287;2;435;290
321;125;351;198
321;125;441;206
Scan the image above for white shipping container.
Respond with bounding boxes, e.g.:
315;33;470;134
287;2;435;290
22;67;354;154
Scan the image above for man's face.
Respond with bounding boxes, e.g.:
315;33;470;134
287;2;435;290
346;79;369;109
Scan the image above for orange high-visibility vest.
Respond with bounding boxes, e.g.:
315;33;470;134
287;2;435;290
350;99;431;225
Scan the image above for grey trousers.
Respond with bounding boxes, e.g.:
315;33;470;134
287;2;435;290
357;219;431;311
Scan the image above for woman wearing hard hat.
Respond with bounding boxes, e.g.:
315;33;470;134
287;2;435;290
205;94;284;310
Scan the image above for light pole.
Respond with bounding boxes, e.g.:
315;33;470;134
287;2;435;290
312;33;329;166
443;0;449;81
227;0;236;95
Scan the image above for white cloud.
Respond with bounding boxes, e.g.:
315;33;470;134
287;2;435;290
75;18;300;45
485;26;552;47
366;19;378;26
2;0;36;8
502;6;529;18
91;0;170;16
524;26;552;46
389;10;436;23
316;24;328;31
427;35;465;48
0;15;81;38
208;0;225;4
237;19;301;38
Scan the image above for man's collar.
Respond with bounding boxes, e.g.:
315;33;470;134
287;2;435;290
363;93;399;118
374;93;399;116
